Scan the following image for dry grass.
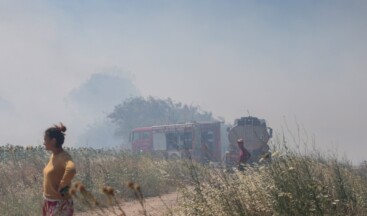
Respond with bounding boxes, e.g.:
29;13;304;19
173;144;367;216
0;146;177;215
1;136;367;216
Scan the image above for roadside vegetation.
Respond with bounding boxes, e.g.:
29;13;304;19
174;149;367;215
1;138;367;215
0;145;180;215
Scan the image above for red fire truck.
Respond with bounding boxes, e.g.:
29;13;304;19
129;122;223;163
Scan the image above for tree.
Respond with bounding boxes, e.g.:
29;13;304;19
108;96;215;141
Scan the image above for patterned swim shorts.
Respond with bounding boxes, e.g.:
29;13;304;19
42;198;74;216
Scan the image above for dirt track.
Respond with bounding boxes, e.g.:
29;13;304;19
75;192;178;216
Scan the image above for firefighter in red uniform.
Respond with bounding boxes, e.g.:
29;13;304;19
237;139;251;171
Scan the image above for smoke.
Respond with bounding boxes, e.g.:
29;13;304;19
0;71;140;148
65;71;140;148
0;1;366;163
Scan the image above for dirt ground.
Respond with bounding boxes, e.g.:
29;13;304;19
75;192;178;216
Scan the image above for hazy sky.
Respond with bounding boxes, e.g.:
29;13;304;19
0;1;366;163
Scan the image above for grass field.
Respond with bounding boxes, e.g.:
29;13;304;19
1;138;367;215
